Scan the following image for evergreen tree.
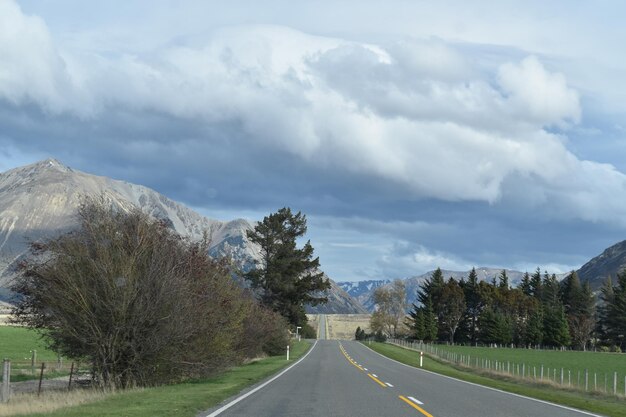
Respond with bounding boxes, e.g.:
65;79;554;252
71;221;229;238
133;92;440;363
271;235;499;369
520;272;532;296
244;208;330;326
423;298;438;342
463;267;483;344
498;269;509;290
602;271;626;350
542;272;560;306
524;307;544;346
530;267;543;300
597;276;615;346
561;272;595;350
543;304;571;348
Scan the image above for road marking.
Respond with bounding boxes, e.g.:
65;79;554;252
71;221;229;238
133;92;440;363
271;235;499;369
399;395;434;417
367;373;387;388
363;367;368;371
408;396;424;405
385;382;394;387
361;343;603;417
203;341;318;417
372;374;378;377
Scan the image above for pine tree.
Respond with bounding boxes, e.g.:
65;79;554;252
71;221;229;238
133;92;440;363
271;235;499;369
498;269;509;290
520;272;532;296
463;267;482;344
597;275;615;346
603;271;626;350
244;208;330;326
543;304;571;348
530;267;543;300
525;307;544;346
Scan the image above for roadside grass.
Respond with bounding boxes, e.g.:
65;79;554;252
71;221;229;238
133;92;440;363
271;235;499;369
5;340;311;417
364;342;626;417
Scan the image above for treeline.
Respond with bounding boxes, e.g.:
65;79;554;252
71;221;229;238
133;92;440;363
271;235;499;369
408;267;626;351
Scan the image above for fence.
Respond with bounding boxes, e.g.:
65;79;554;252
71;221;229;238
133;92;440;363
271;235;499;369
387;338;626;398
1;357;91;403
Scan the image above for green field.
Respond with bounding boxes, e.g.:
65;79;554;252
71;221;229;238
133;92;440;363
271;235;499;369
412;342;626;394
366;342;626;417
0;326;59;363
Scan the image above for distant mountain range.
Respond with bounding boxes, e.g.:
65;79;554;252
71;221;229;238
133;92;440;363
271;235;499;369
2;159;625;315
0;159;361;313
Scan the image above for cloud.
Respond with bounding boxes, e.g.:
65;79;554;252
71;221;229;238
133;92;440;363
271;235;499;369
1;1;626;231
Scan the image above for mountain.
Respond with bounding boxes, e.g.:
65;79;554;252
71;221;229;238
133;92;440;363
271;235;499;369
306;276;367;314
0;159;363;313
357;268;534;312
577;240;626;289
337;279;391;311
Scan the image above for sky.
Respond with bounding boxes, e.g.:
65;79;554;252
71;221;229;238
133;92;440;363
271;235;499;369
2;0;626;281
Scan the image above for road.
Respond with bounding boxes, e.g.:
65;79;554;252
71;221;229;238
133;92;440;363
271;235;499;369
203;317;601;417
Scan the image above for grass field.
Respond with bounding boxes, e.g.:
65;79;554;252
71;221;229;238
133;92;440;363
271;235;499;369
2;340;311;417
0;326;59;362
366;342;626;417
413;342;626;394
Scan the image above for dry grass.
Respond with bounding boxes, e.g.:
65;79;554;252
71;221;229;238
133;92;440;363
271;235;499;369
326;314;371;340
0;389;113;416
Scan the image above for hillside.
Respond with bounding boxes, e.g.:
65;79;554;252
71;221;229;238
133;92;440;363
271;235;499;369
0;159;363;313
577;240;626;289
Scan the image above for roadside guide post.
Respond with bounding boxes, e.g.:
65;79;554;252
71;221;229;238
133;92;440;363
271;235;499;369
1;358;10;403
420;351;423;368
287;345;290;361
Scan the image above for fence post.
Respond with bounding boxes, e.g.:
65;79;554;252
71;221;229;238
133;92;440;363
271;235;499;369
613;372;617;396
37;362;45;396
1;359;10;403
560;368;564;386
31;350;37;374
585;369;588;391
68;362;75;391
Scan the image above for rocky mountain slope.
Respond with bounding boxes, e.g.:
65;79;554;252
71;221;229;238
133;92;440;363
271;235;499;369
0;159;363;313
577;240;626;289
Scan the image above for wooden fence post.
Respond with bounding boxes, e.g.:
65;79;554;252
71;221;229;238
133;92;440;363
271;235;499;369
37;362;45;396
1;359;10;403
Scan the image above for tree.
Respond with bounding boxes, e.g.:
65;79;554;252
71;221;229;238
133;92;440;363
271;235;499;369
439;278;466;343
530;267;543;300
561;272;595;350
498;269;509;290
244;208;330;326
520;272;532;296
543;304;571;348
463;267;484;344
12;198;285;388
600;271;626;350
370;280;407;337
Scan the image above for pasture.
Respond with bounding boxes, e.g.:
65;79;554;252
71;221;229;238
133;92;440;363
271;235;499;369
396;340;626;395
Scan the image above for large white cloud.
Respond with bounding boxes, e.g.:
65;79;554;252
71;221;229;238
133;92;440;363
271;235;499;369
2;1;626;226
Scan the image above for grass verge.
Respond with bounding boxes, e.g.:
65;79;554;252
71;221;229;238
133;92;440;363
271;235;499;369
3;340;311;417
364;342;625;417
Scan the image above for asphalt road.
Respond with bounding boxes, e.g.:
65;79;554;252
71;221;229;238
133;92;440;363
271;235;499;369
203;319;602;417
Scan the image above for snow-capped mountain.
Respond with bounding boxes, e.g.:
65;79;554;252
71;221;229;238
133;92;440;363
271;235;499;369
0;159;364;313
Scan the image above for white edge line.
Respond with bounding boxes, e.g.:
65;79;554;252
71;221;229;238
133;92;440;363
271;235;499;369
385;382;394;387
358;342;605;417
408;396;424;405
363;368;368;371
203;340;318;417
372;374;378;378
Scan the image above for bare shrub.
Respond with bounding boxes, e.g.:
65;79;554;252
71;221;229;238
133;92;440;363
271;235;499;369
11;197;257;388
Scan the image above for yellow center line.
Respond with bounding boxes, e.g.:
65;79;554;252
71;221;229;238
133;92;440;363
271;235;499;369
399;395;434;417
367;373;387;388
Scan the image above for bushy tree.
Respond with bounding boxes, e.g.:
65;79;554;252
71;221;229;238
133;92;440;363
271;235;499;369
12;199;284;388
244;208;330;327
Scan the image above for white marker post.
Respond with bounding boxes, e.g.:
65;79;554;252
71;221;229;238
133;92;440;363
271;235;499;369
420;351;423;368
286;345;290;361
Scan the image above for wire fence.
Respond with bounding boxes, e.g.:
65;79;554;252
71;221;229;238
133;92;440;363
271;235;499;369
387;338;626;399
1;357;91;402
